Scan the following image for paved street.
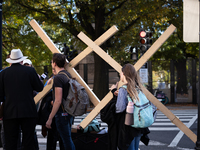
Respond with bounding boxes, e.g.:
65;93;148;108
0;104;197;150
140;107;197;150
35;104;197;150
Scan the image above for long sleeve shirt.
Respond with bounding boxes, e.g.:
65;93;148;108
116;87;128;113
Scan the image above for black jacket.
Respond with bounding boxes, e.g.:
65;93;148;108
0;63;43;120
100;88;150;150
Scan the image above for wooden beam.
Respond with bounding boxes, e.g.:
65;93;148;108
69;25;118;68
34;80;53;104
77;32;122;73
30;19;100;106
142;87;197;143
134;25;176;71
78;24;176;74
79;91;113;129
29;20;63;55
79;23;197;143
79;24;176;128
30;19;197;143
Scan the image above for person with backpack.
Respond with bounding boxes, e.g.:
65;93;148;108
38;68;65;150
110;63;150;150
46;53;75;150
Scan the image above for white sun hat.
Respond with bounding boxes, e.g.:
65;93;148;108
23;59;32;65
6;49;28;64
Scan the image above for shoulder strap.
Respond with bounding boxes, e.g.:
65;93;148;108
58;71;71;113
59;71;70;79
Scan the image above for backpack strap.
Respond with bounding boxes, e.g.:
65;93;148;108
57;71;75;113
59;71;70;79
59;72;78;97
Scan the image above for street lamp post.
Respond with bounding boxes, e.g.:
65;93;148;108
0;0;2;70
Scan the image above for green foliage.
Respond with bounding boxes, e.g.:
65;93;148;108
2;0;199;96
4;0;195;69
150;0;198;71
2;0;72;71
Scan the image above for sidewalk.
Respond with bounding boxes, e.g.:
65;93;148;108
165;103;198;110
87;103;198;111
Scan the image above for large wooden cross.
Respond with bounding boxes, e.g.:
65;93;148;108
30;19;197;143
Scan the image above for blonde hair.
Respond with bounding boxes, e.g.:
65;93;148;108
122;64;143;101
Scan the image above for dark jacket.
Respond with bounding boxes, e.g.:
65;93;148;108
0;63;43;120
100;88;150;150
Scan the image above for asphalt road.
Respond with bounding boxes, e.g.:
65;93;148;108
139;105;197;150
0;104;197;150
35;104;198;150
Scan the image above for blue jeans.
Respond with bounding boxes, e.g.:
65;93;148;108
55;111;75;150
127;134;142;150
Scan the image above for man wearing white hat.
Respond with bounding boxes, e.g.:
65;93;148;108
0;49;44;150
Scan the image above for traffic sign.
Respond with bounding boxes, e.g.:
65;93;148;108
140;62;148;83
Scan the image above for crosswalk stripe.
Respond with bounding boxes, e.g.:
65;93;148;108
155;119;191;121
149;127;179;131
38;138;47;143
36;126;42;129
156;113;196;115
153;122;183;126
156;116;195;118
36;112;197;146
168;114;198;147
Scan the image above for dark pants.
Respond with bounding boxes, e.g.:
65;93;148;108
47;127;58;149
55;111;75;150
34;131;39;150
1;123;22;150
47;118;64;150
3;118;37;150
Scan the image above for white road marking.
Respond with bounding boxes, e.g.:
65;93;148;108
36;112;197;147
168;114;197;147
156;119;191;121
139;140;166;146
153;122;184;126
156;116;195;118
149;127;179;131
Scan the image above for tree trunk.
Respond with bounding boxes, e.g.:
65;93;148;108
90;5;109;100
93;52;109;100
174;59;188;94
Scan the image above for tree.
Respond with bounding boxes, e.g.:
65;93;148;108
5;0;170;99
5;0;194;99
150;0;199;95
2;1;72;74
